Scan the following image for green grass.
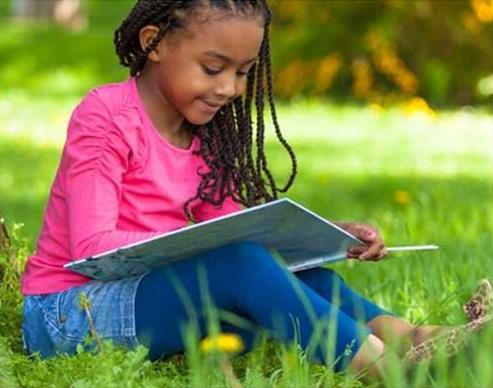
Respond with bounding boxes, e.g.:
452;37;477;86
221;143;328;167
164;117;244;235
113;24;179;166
1;6;492;387
1;87;492;387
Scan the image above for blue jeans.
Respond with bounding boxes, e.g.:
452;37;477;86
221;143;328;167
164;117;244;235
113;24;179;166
22;242;392;371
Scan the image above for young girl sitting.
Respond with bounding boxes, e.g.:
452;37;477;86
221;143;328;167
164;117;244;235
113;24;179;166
21;0;492;380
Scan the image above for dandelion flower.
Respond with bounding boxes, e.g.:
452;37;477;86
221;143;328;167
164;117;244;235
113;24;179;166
404;97;436;119
394;190;412;206
200;333;244;354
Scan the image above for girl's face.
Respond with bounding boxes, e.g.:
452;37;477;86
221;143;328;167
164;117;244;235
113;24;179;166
144;11;264;125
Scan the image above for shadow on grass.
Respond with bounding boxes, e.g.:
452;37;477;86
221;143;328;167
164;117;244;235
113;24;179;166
1;137;491;254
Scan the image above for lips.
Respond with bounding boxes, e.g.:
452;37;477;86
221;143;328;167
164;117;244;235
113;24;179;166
200;99;223;113
203;100;222;108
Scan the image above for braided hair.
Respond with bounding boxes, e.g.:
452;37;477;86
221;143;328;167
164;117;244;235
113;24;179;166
114;0;297;221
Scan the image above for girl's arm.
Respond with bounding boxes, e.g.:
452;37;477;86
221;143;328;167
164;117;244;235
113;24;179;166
64;92;163;260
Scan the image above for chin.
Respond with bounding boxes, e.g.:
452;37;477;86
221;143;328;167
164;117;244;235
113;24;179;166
185;112;217;125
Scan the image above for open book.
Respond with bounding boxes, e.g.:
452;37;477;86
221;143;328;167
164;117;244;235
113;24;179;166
64;198;438;281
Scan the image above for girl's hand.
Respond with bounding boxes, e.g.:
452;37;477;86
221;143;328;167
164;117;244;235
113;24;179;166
335;222;388;262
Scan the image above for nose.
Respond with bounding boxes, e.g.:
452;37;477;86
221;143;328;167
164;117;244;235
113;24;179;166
213;74;238;101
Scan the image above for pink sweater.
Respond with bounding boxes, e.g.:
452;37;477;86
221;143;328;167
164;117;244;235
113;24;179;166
21;77;241;295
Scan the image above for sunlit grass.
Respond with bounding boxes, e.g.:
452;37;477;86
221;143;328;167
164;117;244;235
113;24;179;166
0;91;492;387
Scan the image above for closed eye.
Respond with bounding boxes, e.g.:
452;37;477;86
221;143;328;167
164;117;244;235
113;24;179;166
202;65;222;76
202;65;249;78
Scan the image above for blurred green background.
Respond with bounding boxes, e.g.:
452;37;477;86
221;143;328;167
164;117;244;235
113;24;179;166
0;0;493;106
0;3;493;387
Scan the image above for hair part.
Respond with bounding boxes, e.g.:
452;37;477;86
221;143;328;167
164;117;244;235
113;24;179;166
114;0;297;221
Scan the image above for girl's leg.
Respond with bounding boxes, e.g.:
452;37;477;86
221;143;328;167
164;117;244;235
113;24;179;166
296;268;446;351
134;242;378;372
136;274;262;356
295;267;393;324
367;315;443;349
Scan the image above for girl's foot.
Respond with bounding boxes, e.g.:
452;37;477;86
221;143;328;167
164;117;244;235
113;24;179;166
463;279;493;322
404;313;493;365
404;279;493;365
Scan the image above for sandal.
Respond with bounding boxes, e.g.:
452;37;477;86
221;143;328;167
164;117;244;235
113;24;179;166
404;313;493;365
463;278;493;322
404;280;493;366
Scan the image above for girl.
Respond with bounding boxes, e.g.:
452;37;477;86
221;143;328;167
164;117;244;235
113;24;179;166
21;0;492;380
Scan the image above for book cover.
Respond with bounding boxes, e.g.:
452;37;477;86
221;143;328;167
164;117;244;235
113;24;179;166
64;198;363;281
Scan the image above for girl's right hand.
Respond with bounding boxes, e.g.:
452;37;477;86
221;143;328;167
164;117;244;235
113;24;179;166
335;221;388;262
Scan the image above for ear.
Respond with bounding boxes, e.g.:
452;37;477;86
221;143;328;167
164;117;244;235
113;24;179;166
139;25;162;62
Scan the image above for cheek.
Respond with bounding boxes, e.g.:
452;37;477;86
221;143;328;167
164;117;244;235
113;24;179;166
236;79;248;96
182;79;216;108
160;60;210;101
163;74;209;111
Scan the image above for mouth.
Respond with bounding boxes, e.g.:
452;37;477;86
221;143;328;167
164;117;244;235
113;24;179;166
199;99;223;113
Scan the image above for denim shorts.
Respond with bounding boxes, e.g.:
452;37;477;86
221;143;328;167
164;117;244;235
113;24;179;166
22;274;145;358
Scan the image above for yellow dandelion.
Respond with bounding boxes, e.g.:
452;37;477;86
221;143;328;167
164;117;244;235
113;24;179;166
404;97;436;119
200;333;244;354
394;190;412;206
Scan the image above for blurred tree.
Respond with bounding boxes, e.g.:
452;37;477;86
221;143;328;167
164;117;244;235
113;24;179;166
269;0;493;107
12;0;86;30
0;0;491;107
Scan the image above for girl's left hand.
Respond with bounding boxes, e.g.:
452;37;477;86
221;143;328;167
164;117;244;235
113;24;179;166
335;222;388;262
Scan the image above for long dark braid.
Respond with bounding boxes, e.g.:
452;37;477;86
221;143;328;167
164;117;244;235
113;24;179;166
114;0;297;221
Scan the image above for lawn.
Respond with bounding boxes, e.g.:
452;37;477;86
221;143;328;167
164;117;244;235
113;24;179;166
0;9;492;387
1;88;492;387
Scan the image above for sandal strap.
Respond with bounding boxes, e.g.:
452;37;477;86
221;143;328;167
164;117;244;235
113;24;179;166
463;279;493;322
404;314;493;365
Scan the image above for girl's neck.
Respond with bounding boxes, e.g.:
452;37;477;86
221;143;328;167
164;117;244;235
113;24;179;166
135;70;192;149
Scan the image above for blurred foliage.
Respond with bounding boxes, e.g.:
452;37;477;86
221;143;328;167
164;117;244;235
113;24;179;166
0;0;134;98
0;0;492;107
269;0;493;107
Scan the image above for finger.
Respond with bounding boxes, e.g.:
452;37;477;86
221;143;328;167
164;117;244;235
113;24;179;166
348;248;368;259
371;252;385;262
348;244;367;255
370;245;388;261
380;246;388;258
356;228;379;244
362;229;377;242
358;242;385;260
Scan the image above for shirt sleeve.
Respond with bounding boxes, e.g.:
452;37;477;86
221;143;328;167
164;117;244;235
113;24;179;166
64;92;162;260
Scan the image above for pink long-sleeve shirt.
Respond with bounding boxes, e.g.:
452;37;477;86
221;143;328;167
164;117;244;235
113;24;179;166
21;77;241;295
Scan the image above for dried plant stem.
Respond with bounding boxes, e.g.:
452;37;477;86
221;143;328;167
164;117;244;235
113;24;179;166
219;356;243;388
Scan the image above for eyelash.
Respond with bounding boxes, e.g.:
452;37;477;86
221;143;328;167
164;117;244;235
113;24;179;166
202;66;248;77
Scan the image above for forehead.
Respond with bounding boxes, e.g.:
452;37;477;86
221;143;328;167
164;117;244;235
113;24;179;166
169;11;265;62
